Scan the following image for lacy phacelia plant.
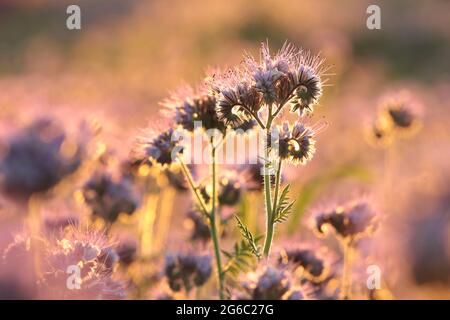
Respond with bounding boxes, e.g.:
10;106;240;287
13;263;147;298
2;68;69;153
136;41;328;300
210;42;328;258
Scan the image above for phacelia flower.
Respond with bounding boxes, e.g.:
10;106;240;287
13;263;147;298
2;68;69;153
115;238;138;266
314;200;378;243
237;265;307;300
199;173;243;207
164;251;212;293
163;85;226;133
40;227;125;299
186;210;211;244
279;247;328;282
380;93;420;130
252;267;292;300
210;42;328;126
275;121;316;165
82;171;140;223
0;118;87;200
133;128;184;167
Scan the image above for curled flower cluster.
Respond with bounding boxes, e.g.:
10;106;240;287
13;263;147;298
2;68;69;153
314;200;378;243
82;171;140;223
134;128;184;167
0;119;87;200
279;247;328;282
368;92;421;147
211;42;327;127
164;251;212;293
199;174;243;207
163;85;226;133
276;121;316;165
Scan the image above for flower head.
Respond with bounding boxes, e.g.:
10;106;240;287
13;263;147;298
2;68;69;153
380;92;420;130
199;171;243;207
40;227;125;299
133;127;183;167
275;121;316;165
278;246;329;282
82;170;140;223
210;42;328;126
237;266;305;300
163;85;226;133
0;118;87;200
186;210;211;244
368;92;422;147
314;199;378;242
164;251;212;293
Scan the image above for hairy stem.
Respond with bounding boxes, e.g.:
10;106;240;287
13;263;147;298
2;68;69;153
262;124;274;257
210;140;225;299
272;160;283;214
178;158;209;217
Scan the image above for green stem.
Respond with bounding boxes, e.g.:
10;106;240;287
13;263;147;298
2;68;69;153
262;125;274;257
178;158;209;217
272;160;283;214
210;141;225;299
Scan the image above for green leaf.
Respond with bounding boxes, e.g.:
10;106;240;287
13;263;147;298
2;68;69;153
234;215;261;259
272;184;294;224
222;240;255;278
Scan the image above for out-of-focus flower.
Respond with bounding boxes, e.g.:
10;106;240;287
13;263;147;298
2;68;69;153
238;266;304;300
218;176;242;206
199;172;243;207
367;91;422;147
238;162;283;191
133;128;183;167
82;171;140;223
275;121;316;165
163;85;226;133
0;118;88;200
380;92;420;131
186;210;210;244
163;166;190;191
39;227;125;299
279;246;328;282
314;199;378;243
252;267;291;299
164;251;212;293
116;238;138;266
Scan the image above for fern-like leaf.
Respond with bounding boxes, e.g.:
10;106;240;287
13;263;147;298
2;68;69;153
222;240;255;277
234;215;261;258
273;184;295;224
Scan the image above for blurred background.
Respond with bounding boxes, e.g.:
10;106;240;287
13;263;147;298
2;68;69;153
0;0;449;299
